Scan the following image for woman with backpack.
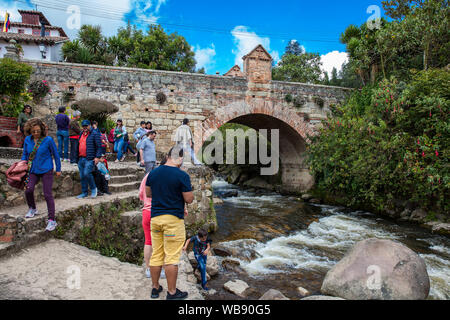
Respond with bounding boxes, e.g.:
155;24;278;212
21;118;61;232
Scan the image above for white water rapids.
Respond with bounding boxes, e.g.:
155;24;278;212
212;179;450;300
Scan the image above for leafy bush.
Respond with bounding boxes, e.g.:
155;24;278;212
0;58;33;117
28;80;51;102
307;69;449;216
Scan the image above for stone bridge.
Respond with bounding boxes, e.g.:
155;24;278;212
27;45;351;193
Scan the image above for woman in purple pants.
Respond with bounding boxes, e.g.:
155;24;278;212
21;118;61;232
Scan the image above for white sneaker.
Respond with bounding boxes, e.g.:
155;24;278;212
45;220;58;232
145;268;151;278
25;208;38;218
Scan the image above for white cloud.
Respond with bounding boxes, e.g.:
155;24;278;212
2;1;169;39
155;0;167;13
320;51;349;77
194;43;216;73
231;25;279;68
1;1;28;21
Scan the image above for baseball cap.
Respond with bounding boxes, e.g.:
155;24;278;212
81;120;91;126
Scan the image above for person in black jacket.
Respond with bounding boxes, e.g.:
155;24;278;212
76;120;103;199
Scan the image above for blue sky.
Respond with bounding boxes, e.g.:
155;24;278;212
1;0;386;75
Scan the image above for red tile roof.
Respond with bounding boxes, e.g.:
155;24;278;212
0;32;69;45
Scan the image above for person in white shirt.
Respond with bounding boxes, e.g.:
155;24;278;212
173;118;201;165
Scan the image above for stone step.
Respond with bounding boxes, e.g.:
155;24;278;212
0;190;140;257
109;174;142;184
108;181;141;193
106;153;138;163
108;166;145;177
0;242;15;257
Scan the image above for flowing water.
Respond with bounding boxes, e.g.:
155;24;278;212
206;178;450;300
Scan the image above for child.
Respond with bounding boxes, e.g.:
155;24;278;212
94;155;111;195
100;128;110;154
183;229;212;290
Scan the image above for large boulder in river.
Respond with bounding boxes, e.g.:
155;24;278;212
321;238;430;300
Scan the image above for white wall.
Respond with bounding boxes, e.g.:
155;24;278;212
0;40;64;62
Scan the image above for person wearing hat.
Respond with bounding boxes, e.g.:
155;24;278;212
76;120;103;199
113;119;127;162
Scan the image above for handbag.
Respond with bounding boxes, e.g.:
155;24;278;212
5;160;28;190
6;138;43;190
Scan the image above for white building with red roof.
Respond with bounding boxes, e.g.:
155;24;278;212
0;10;69;61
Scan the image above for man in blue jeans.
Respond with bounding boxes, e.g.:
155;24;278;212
76;120;102;199
55;106;70;162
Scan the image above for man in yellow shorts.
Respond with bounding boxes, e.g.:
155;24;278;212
145;146;194;300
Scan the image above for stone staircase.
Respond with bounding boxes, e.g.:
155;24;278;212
0;159;146;259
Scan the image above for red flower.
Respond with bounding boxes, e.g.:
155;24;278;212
422;152;425;158
436;150;439;157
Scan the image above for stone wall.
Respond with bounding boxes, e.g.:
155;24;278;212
22;57;351;193
0;116;24;148
26;60;349;150
0;161;83;207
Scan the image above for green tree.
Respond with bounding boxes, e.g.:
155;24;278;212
323;72;330;85
196;67;206;74
127;25;196;72
0;58;33;117
62;23;197;72
339;62;364;88
285;40;304;56
272;53;323;84
307;70;449;216
330;67;341;86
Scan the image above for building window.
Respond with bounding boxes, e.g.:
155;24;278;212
32;29;50;36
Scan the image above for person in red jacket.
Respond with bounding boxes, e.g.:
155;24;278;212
108;128;115;154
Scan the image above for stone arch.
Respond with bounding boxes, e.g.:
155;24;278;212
196;100;316;193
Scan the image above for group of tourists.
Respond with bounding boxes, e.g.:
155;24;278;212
18;108;209;298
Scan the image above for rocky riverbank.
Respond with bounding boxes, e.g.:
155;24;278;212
300;191;450;238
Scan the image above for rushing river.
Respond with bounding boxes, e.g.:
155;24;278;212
206;178;450;300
